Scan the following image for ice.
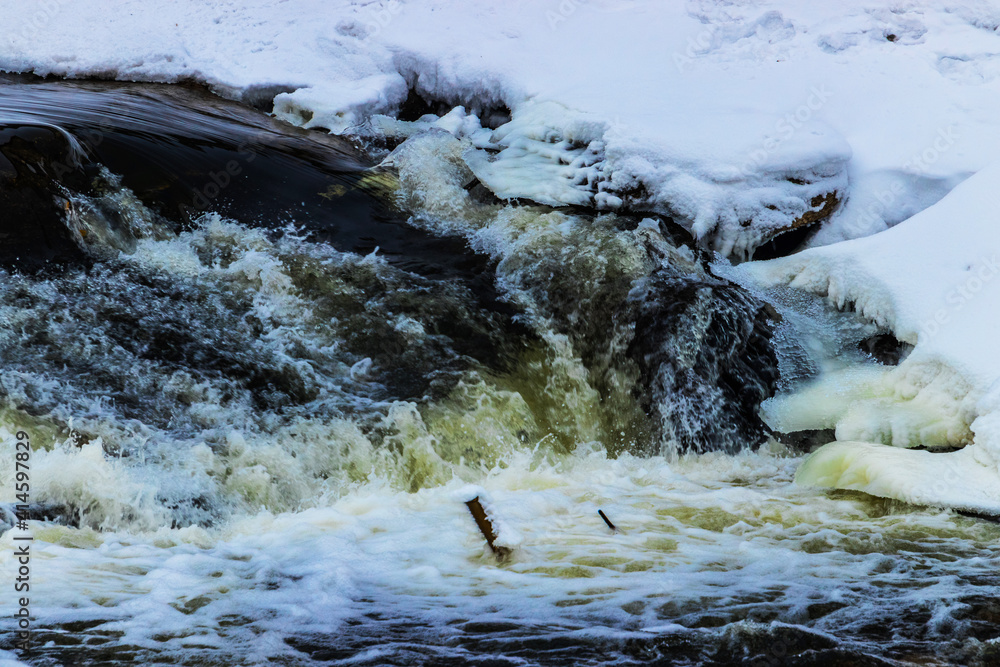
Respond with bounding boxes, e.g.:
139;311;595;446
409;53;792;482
796;443;1000;515
272;76;407;134
748;160;1000;512
750;161;1000;386
462;101;607;209
764;364;975;449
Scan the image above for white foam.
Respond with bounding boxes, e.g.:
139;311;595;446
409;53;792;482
5;442;1000;660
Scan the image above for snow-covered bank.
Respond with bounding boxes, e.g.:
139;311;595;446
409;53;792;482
4;0;1000;254
748;161;1000;513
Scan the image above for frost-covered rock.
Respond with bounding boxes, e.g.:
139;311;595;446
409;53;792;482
461;100;850;258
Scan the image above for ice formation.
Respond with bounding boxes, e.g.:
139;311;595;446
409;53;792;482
5;2;1000;662
748;161;1000;513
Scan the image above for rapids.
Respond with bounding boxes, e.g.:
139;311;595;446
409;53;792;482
0;77;998;666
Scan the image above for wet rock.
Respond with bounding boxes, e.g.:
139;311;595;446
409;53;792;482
777;429;837;453
628;269;779;454
0;123;90;270
858;333;912;365
752;221;818;261
752;192;839;260
0;504;17;535
0;501;80;534
790;191;840;234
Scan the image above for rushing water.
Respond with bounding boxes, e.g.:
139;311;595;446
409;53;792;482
0;77;999;666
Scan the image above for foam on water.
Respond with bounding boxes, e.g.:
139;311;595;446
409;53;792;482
5;437;1000;665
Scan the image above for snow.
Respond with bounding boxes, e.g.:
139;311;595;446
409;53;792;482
751;161;1000;389
4;0;1000;256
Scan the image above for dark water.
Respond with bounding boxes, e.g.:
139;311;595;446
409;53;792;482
0;73;499;290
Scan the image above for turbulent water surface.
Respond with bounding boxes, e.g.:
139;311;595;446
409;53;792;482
0;78;999;666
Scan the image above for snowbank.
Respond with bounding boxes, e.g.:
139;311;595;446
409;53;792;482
749;161;1000;513
4;1;1000;254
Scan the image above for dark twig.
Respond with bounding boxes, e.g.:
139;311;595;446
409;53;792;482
598;509;617;532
